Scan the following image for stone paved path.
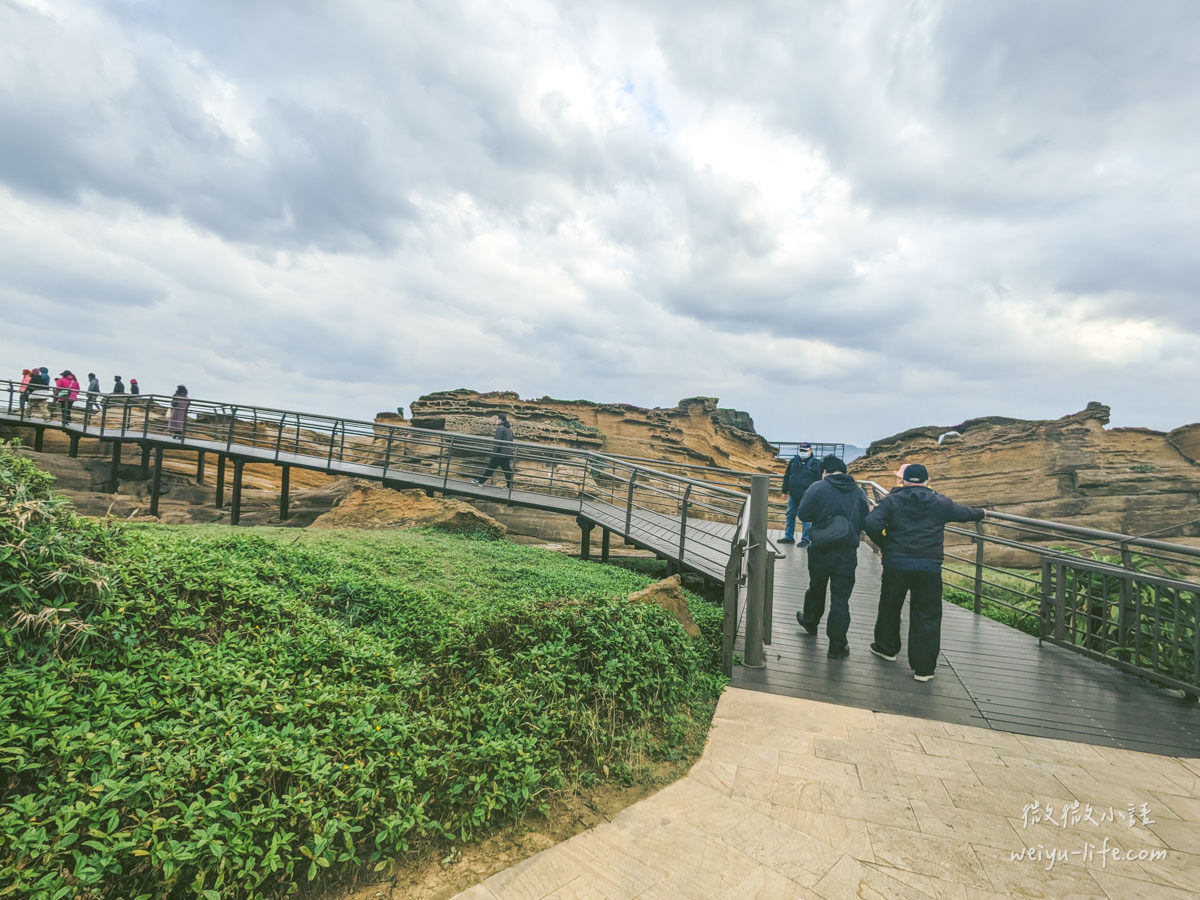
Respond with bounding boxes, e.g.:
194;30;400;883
455;688;1200;899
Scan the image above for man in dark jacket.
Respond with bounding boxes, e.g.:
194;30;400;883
795;456;870;658
864;463;986;682
85;373;101;414
781;443;822;545
111;376;125;394
474;412;515;489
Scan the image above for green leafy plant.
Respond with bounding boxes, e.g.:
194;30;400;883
0;445;726;899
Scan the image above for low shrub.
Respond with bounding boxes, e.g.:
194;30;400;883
0;445;724;899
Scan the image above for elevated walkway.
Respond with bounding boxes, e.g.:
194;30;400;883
5;384;1200;758
736;542;1200;758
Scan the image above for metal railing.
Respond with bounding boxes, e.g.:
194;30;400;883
3;379;776;673
771;441;846;460
860;480;1200;695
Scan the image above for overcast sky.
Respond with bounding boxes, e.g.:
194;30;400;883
2;0;1197;446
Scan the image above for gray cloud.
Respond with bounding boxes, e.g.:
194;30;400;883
2;0;1197;444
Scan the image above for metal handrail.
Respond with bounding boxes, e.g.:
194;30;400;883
858;479;1200;694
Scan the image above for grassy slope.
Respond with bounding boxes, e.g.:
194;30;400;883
1;447;725;900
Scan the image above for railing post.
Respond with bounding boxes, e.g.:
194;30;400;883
678;484;693;562
1117;542;1133;663
722;540;745;678
1039;558;1051;645
624;470;638;533
973;521;984;615
381;429;393;479
763;550;776;647
1054;560;1066;643
442;436;456;490
743;474;769;668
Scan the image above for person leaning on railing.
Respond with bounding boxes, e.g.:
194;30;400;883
864;463;987;683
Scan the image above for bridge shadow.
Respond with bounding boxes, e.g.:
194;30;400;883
733;540;1200;758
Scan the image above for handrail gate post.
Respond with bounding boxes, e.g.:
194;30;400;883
1038;558;1051;645
722;540;745;678
743;474;769;668
973;521;985;614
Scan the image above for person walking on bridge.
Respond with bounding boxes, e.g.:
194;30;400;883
54;371;79;425
168;386;189;438
85;373;100;415
780;443;822;545
864;463;986;682
17;368;32;415
473;412;515;489
795;456;869;658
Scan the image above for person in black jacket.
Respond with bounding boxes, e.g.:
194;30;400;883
474;412;515;488
864;463;986;682
795;456;870;658
780;443;822;545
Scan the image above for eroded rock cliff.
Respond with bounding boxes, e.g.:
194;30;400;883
400;389;780;471
849;402;1200;541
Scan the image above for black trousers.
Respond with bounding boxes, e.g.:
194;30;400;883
873;567;943;676
480;455;513;487
800;546;858;649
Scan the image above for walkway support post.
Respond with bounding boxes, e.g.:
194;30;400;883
34;428;44;452
743;474;769;668
280;464;290;521
197;450;205;484
601;528;611;562
108;442;122;493
230;459;244;526
149;447;163;517
140;444;151;480
215;455;226;508
578;517;594;560
68;434;80;458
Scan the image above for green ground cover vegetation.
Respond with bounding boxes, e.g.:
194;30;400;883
0;442;725;899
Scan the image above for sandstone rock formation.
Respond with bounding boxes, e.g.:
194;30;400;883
401;389;780;472
849;403;1200;543
626;574;701;637
310;483;506;537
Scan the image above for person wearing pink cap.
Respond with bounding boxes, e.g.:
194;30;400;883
864;463;986;682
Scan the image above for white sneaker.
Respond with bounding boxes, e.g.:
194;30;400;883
913;672;935;682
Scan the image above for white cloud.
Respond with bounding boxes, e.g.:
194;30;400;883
2;0;1198;445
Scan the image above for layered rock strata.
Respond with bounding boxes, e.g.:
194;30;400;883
849;402;1200;544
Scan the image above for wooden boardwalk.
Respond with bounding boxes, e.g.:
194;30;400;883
734;538;1200;758
0;413;735;582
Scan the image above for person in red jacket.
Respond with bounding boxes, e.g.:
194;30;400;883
17;368;32;415
54;371;80;425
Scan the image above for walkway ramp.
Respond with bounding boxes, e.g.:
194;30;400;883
456;687;1200;899
736;542;1200;758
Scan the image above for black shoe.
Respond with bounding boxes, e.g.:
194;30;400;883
799;539;812;548
795;612;817;635
827;644;849;659
870;643;897;661
779;537;795;544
